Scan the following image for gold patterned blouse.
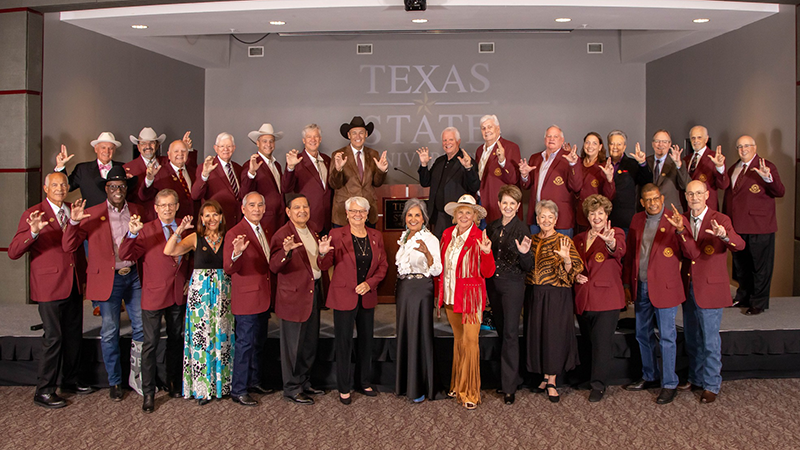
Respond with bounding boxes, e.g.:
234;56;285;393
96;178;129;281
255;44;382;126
525;232;584;287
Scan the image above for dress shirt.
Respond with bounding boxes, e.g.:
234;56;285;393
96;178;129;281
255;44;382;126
296;225;322;280
443;225;471;306
535;149;560;202
202;157;239;187
478;138;504;180
395;228;443;277
351;145;366;171
31;199;70;239
305;150;327;187
653;156;666;181
107;201;134;270
231;218;270;262
638;209;663;281
689;206;708;240
248;153;282;193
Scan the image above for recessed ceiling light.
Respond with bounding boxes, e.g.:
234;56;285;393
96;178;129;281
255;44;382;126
269;21;286;25
555;18;571;23
131;25;148;29
693;18;710;24
412;19;428;24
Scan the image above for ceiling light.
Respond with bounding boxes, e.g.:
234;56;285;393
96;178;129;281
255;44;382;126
693;18;710;24
269;21;286;25
131;25;148;29
555;18;571;23
412;19;428;24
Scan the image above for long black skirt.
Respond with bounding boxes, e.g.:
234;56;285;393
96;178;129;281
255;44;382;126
525;284;580;375
394;277;437;400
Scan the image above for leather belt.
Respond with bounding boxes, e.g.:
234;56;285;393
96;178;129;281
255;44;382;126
117;265;135;276
398;273;427;280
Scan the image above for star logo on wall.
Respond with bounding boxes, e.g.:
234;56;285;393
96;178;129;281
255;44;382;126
414;92;436;115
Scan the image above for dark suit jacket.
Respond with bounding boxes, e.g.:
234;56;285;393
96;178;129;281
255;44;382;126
328;146;387;226
191;157;243;230
223;218;272;315
318;225;387;311
474;137;520;222
610;155;652;229
573;227;626;314
62;160;126;208
240;156;286;235
723;155;785;234
418;149;480;235
282;150;332;233
269;221;325;323
644;155;690;214
139;163;197;221
681;209;744;309
8;201;85;302
62;202;143;301
683;148;729;211
118;219;191;311
521;149;583;230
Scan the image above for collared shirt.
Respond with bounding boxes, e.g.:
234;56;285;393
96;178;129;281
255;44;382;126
350;145;366;170
443;225;472;306
689;206;708;240
306;150;328;188
31;199;70;239
395;228;442;277
296;225;322;280
478;138;501;180
638;208;664;281
247;153;282;193
171;162;192;190
202;157;239;191
690;146;725;175
535;148;561;202
231;218;270;262
98;159;112;178
107;201;134;270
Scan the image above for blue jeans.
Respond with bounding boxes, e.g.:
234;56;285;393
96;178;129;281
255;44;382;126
529;224;573;238
682;284;724;393
231;312;269;396
98;270;143;386
634;281;678;389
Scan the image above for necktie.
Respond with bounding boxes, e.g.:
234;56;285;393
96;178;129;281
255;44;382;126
689;153;699;173
99;163;111;177
57;209;67;231
735;163;747;189
255;225;270;259
268;159;281;193
356;151;364;179
653;160;661;183
317;157;327;188
226;163;239;197
182;167;192;191
692;216;701;240
175;167;190;196
165;225;181;264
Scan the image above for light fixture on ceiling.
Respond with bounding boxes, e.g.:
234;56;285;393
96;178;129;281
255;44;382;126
131;25;148;29
555;18;571;23
693;18;710;23
270;20;286;25
412;19;428;24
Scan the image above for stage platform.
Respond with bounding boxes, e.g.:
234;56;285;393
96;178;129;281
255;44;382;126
1;298;798;390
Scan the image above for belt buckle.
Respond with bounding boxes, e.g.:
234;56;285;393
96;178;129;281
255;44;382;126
117;267;131;276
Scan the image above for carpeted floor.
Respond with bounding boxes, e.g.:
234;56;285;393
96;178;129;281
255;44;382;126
3;378;800;450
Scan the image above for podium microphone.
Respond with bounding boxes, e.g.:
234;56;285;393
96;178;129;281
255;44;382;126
393;167;419;183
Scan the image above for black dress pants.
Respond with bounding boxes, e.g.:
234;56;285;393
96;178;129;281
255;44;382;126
333;299;374;393
732;233;775;310
141;304;185;395
36;280;83;395
487;276;525;394
280;279;321;396
576;309;620;391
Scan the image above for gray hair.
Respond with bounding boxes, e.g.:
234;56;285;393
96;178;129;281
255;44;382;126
535;199;559;217
402;198;429;225
345;196;370;212
215;132;235;146
301;123;321;139
155;188;179;204
479;114;500;127
607;130;627;144
241;191;265;206
441;127;461;141
544;125;564;139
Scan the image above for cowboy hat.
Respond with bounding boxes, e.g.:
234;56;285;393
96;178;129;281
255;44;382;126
248;123;284;144
444;194;487;220
340;116;374;139
90;132;121;148
130;127;166;145
96;165;137;191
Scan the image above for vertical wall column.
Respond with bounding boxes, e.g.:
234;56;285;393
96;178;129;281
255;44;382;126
796;5;800;296
0;8;44;304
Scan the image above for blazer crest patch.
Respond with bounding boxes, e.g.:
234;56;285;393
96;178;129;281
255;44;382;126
591;179;599;188
704;245;715;255
494;168;502;177
553;176;564;186
594;252;605;263
749;184;761;194
698;174;708;182
663;247;674;258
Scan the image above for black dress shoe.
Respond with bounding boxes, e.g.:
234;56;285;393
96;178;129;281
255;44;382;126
745;307;763;316
286;392;314;405
339;394;352;405
504;393;515;405
588;389;605;403
232;394;258;406
656;388;677;404
303;387;325;396
248;385;274;395
34;393;67;409
169;390;183;399
358;387;378;397
197;398;211;406
109;385;124;402
546;384;560;403
142;393;155;413
624;379;660;391
61;384;96;395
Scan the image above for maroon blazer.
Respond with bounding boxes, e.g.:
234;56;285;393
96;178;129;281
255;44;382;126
474;137;520;223
681;210;745;309
8;201;85;302
521;149;583;230
269;222;326;323
139;163;197;220
623;211;699;309
223;218;272;315
723;155;785;234
124;156;169;222
575;162;616;228
118;219;191;311
240;156;286;235
573;228;626;314
683;149;729;211
62;202;143;301
282;151;333;233
317;225;387;311
191;157;243;230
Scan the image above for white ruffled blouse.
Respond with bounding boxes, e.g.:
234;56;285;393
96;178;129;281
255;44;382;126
395;228;443;278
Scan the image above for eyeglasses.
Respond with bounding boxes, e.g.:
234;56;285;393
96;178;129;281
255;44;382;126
348;209;367;216
106;184;127;191
652;140;671;145
155;202;178;209
685;191;707;198
735;144;756;150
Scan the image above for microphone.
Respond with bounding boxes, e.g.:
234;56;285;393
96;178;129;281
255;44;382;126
393;167;419;183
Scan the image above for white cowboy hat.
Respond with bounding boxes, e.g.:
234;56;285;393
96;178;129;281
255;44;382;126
444;194;487;220
90;132;121;148
248;123;284;144
130;127;166;145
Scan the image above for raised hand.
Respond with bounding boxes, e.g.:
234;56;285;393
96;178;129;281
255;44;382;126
554;236;572;260
575;274;589;285
318;235;333;254
753;158;771;179
182;131;193;149
669;145;683;167
128;214;144;235
286;149;303;170
26;211;47;234
457;150;473;169
496;140;506;164
708;145;725;168
413;238;430;256
600;158;614;182
355;281;371;296
373;150;389;172
56;144;74;170
69;199;90;222
478;229;492;254
628;142;646;164
664;203;685;233
145;159;162;181
232;234;250;256
597;220;616;250
201;155;218;178
562;144;579;165
515;235;532;254
282;235;303;253
333;152;347;171
518;158;537;178
176;215;194;234
705;219;728;239
248;153;265;176
416;147;431;167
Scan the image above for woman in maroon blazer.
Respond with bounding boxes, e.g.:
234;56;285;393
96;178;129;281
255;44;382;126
573;194;626;402
318;196;388;405
576;132;615;233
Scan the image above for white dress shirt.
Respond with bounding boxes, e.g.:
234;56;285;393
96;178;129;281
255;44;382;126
395;228;443;277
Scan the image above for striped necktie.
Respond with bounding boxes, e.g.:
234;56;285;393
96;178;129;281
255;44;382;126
225;163;239;197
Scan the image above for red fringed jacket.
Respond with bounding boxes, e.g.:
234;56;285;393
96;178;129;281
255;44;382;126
438;224;496;323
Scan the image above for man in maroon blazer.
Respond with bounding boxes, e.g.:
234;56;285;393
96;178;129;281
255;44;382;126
224;191;274;406
192;132;243;229
269;194;327;404
9;172;92;408
139;140;196;221
622;184;699;405
283;124;332;234
241;123;286;234
124;127;167;222
119;188;191;413
723;135;785;315
520;125;583;236
683;126;729;211
474;115;520;223
680;180;744;404
62;166;144;401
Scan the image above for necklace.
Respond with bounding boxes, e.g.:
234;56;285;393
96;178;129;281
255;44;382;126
205;234;222;251
354;235;369;256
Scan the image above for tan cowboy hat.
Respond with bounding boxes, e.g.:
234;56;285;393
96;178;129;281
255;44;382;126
248;123;284;144
90;132;121;148
444;194;487;220
130;127;166;145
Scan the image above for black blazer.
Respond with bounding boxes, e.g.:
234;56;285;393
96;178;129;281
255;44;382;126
62;160;126;208
609;155;651;229
418;150;480;232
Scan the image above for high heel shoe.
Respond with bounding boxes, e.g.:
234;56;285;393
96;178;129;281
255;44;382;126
546;384;560;403
531;382;546;394
339;394;352;405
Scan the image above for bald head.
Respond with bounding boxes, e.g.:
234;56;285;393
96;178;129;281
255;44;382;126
167;139;189;168
689;126;709;152
685;180;709;214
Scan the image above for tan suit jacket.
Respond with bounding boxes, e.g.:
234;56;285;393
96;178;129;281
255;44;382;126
328;146;387;226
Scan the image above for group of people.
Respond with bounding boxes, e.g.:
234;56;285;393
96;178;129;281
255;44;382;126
10;114;783;412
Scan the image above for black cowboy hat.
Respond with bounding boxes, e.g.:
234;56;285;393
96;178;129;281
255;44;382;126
339;116;375;139
97;165;138;191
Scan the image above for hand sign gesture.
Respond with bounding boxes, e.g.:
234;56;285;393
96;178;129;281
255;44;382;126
333;152;347;171
708;145;725;168
248;153;264;176
515;235;532;254
128;214;144;235
145;159;162;181
664;203;685;233
26;211;47;234
669;145;683;167
753;158;771;179
457;150;473;169
201;155;218;178
182;131;193;149
705;219;728;239
554;236;572;260
562;144;579;165
176;215;194;234
56;144;74;170
628;142;647;164
318;235;333;254
282;235;303;254
519;158;537;178
70;199;90;222
232;234;249;256
597;220;616;250
496;140;506;164
478;229;492;254
599;158;614;182
373;151;389;172
416;147;431;167
286;149;303;169
413;238;431;257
